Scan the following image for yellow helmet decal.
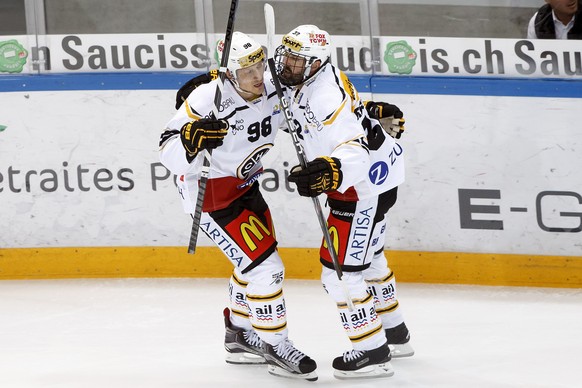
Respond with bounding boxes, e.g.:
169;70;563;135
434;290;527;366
282;35;303;52
237;47;265;68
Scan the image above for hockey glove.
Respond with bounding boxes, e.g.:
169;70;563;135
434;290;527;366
180;118;228;159
175;70;219;109
365;101;405;139
288;156;343;197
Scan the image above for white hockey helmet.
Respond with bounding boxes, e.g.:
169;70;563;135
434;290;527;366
216;31;265;87
274;24;331;86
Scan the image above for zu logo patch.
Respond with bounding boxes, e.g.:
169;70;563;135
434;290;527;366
369;162;389;185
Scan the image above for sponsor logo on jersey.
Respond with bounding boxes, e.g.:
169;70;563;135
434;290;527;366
368;143;403;185
304;101;323;132
237;171;263;189
369;161;389;185
237;144;273;179
218;97;236;112
230;118;245;134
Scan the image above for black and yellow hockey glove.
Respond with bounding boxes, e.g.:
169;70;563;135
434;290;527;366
288;156;343;197
180;118;228;161
364;101;405;139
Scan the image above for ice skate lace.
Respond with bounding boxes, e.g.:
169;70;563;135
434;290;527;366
274;339;306;365
243;330;263;348
343;349;365;362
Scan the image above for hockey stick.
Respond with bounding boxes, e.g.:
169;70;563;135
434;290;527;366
188;0;239;254
264;3;275;57
267;59;355;311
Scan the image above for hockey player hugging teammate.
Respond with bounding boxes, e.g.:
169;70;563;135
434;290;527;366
159;32;317;381
273;25;414;379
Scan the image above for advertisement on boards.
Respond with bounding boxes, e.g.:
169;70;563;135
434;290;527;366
0;88;580;256
1;33;580;78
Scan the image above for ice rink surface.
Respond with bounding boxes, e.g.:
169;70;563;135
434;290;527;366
1;278;581;388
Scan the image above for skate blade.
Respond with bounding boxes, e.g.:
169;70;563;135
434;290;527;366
225;352;266;365
333;361;395;380
389;343;415;358
267;364;318;382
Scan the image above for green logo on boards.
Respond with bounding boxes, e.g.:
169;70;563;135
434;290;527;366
0;40;28;73
384;41;417;75
0;125;7;132
215;39;223;66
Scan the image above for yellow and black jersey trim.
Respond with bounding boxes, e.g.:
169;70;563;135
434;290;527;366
322;98;348;126
185;101;203;121
332;135;370;155
158;129;179;148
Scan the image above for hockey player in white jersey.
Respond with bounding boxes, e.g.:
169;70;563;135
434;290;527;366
159;32;317;381
272;25;414;379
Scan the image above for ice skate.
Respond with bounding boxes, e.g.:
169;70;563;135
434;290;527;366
332;342;394;379
263;339;318;381
385;322;415;358
223;308;266;364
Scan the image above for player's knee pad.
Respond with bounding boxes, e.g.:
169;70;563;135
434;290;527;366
365;251;390;280
244;251;285;293
321;267;369;303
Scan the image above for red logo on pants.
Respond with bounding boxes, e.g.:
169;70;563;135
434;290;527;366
225;209;276;260
320;213;350;265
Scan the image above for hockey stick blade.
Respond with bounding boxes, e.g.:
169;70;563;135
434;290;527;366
266;58;354;311
188;0;240;254
264;3;275;58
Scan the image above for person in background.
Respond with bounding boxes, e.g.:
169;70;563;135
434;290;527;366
527;0;582;39
159;31;318;381
273;24;414;380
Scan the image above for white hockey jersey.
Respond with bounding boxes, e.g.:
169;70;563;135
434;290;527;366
286;63;405;201
159;73;284;213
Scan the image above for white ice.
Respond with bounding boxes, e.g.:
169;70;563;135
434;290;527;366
1;278;581;388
